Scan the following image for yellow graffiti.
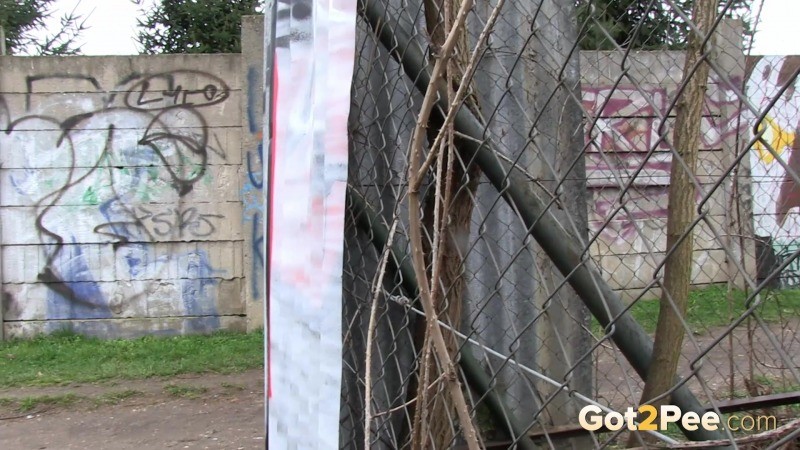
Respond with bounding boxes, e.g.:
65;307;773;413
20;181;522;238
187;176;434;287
755;116;795;164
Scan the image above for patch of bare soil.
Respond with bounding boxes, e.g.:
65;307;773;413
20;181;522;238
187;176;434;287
0;370;265;450
594;318;800;410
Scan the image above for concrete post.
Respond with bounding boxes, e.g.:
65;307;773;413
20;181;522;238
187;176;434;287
241;16;267;331
714;18;756;289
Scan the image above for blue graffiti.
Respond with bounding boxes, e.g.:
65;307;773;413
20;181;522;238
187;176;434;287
247;66;261;134
245;66;265;188
180;250;223;332
98;197;224;323
246;142;264;189
2;71;233;333
242;65;267;301
46;238;111;320
123;244;148;278
251;212;266;300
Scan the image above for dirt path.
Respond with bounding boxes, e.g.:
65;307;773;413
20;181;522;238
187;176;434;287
1;320;797;449
0;370;265;450
594;318;800;409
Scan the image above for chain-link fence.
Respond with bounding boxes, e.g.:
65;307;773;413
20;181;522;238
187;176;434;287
340;0;800;448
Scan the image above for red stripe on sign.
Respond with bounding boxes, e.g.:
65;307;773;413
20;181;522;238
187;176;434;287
267;50;279;400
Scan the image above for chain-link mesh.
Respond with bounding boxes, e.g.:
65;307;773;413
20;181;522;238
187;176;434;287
340;0;800;448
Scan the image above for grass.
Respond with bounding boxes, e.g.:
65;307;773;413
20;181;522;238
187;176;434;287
164;384;208;399
17;394;81;412
220;382;246;391
0;329;264;388
0;390;145;413
0;285;795;389
94;389;144;406
593;285;800;335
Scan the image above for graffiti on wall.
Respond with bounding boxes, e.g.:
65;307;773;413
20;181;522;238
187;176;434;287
0;69;235;331
581;80;739;248
242;65;265;301
748;56;800;285
582;86;672;244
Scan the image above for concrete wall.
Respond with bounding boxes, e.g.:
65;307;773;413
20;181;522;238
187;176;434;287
0;54;248;338
240;16;267;330
581;20;752;299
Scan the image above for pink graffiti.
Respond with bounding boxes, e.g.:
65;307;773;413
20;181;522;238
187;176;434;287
582;87;670;243
585;152;671;188
582;86;670;153
700;74;745;150
589;187;669;243
582;82;743;244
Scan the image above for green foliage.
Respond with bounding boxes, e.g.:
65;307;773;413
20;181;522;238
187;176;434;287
133;0;262;54
0;0;87;55
0;329;264;387
575;0;753;50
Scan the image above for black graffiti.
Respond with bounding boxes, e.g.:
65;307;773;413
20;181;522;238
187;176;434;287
92;203;225;244
138;108;210;195
25;75;103;110
123;71;230;111
6;105;212;198
37;268;104;310
136;206;224;239
3;70;232;306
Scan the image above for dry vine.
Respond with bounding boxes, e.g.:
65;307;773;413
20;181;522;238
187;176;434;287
405;0;481;448
405;0;509;447
363;218;400;450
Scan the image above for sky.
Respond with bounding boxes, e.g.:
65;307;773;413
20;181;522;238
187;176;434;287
749;0;800;54
39;0;156;55
30;0;800;56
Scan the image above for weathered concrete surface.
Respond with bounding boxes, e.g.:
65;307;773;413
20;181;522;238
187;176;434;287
580;34;752;298
240;16;266;331
0;54;246;337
